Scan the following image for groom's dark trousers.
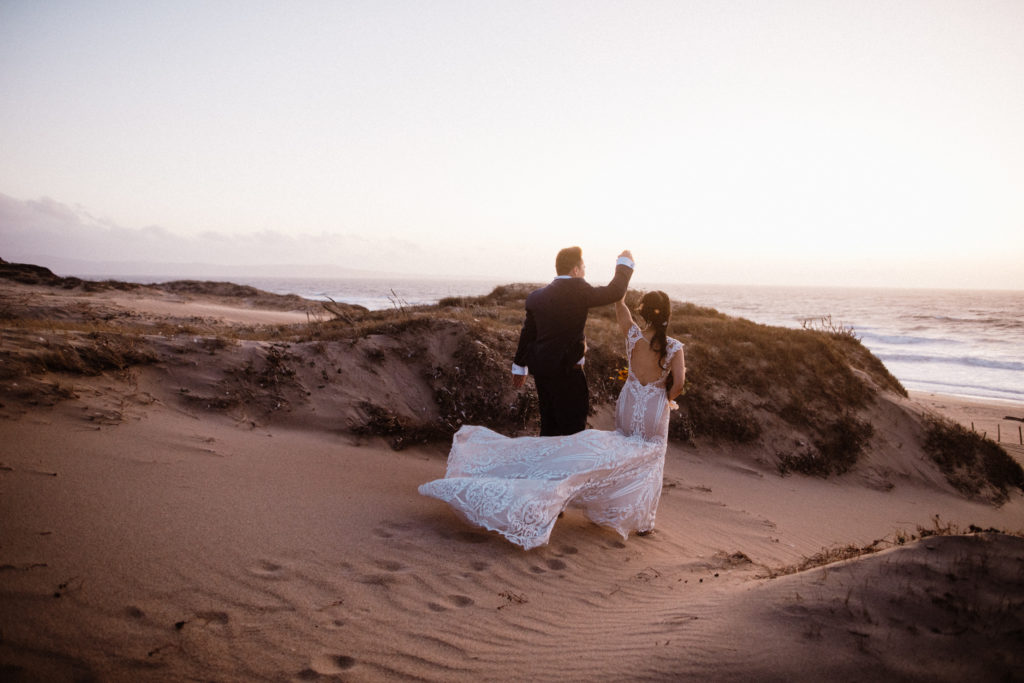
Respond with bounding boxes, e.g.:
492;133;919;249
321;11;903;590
531;366;590;436
514;263;633;436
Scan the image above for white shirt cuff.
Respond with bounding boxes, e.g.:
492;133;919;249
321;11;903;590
617;256;635;269
511;363;528;376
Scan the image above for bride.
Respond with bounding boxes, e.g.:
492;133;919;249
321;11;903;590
419;291;686;550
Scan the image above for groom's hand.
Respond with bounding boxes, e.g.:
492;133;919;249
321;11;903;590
512;373;526;389
619;249;633;261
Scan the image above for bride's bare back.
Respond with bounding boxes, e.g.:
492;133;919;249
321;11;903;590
629;334;668;386
614;297;685;397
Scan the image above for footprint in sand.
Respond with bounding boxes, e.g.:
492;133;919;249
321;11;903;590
373;519;420;539
428;594;475;612
313;600;347;630
195;611;230;625
454;530;491;544
358;574;397;587
606;540;627;550
315;614;348;629
530;565;547;574
545;559;567;571
309;654;357;675
250;560;286;579
559;545;579;555
356;559;404;585
470;560;489;571
449;594;474;607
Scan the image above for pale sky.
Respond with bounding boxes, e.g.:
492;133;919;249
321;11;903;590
1;1;1022;288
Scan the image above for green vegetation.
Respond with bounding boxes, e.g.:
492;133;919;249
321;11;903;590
3;268;1016;498
760;515;1024;578
587;291;897;474
0;279;907;459
777;413;875;477
921;416;1024;504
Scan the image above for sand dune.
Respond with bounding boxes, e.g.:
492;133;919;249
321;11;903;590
3;395;1021;681
2;276;1023;681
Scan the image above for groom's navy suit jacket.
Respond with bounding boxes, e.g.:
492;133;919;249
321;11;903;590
514;263;633;377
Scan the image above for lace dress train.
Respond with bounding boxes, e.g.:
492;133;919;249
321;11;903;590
419;325;682;550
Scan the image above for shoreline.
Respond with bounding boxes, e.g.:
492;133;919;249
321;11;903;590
910;389;1024;410
909;389;1024;426
909;390;1024;465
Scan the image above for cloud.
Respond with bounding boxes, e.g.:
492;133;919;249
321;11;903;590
2;192;1020;288
0;193;436;277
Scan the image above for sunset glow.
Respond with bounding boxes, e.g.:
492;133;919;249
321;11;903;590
1;2;1022;288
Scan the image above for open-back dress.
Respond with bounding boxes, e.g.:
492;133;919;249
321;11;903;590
419;324;683;549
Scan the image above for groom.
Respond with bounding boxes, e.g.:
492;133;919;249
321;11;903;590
512;247;634;436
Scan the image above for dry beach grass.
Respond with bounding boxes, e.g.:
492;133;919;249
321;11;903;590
1;260;1023;681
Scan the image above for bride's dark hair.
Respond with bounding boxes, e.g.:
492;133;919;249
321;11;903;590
638;290;672;370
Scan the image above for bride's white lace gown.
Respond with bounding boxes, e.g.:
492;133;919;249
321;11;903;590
419;324;683;550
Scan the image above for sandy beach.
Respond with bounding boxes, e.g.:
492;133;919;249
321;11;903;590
2;277;1023;681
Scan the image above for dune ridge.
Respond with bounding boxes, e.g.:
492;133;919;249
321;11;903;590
2;267;1023;681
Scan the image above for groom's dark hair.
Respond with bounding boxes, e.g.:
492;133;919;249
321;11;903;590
555;246;583;276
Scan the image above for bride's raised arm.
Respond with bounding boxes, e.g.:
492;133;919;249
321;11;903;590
668;347;686;401
614;295;634;336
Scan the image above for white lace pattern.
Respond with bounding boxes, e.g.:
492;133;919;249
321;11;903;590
419;324;683;550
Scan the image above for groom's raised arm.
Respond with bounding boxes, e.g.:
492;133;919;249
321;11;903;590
585;250;634;308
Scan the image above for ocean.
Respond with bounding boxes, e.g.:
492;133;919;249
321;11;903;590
661;284;1024;405
123;274;1024;405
